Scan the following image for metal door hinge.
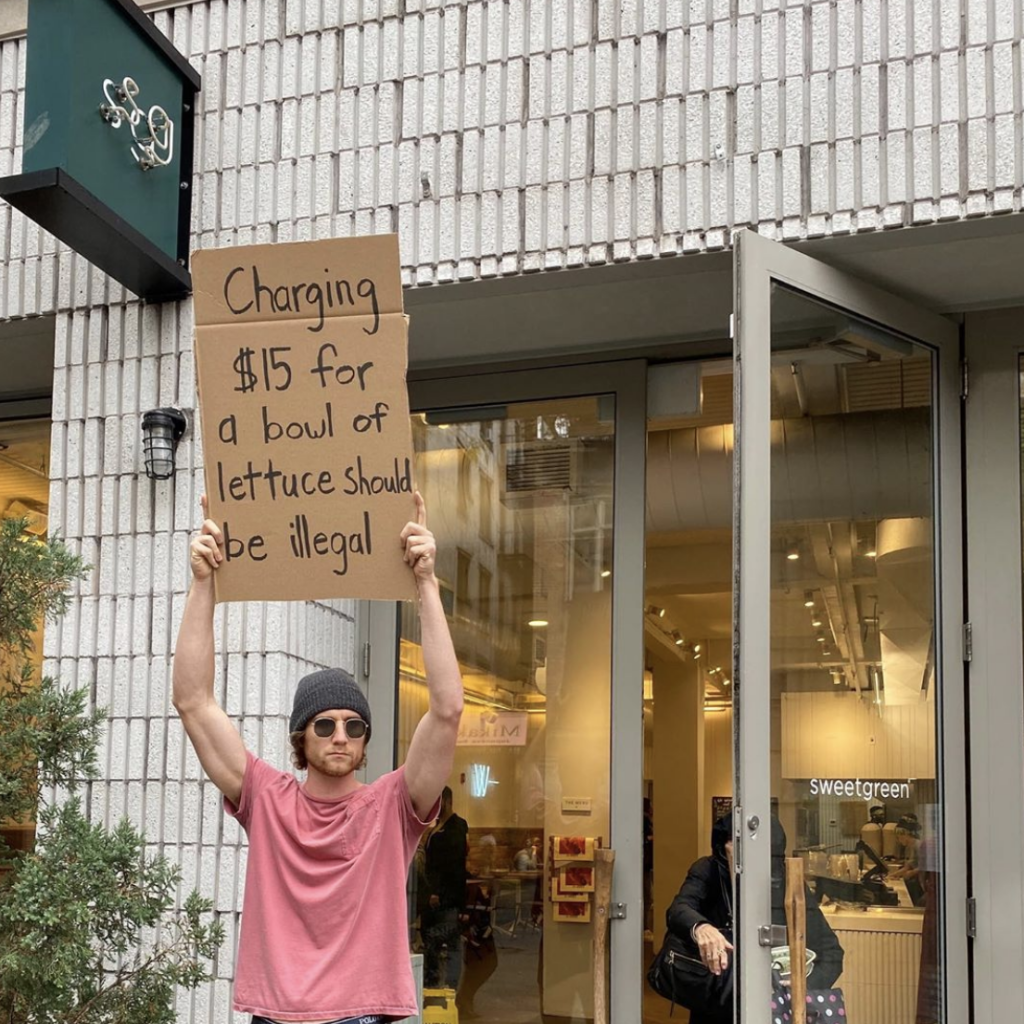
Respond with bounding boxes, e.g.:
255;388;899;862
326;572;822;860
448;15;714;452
967;896;977;939
362;641;372;678
733;805;743;874
609;902;627;920
962;623;973;664
759;924;787;947
960;358;969;400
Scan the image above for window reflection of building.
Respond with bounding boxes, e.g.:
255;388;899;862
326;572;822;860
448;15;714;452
400;399;614;1023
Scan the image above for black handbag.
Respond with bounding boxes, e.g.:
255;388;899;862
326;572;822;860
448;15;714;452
647;929;733;1016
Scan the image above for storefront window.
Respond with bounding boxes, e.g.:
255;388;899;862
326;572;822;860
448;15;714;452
398;397;615;1023
643;314;945;1022
769;286;943;1023
0;418;52;865
642;359;735;1023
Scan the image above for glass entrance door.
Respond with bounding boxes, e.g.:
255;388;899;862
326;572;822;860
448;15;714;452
732;230;967;1024
400;364;647;1023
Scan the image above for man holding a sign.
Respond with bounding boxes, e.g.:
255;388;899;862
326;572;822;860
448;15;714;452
172;492;463;1023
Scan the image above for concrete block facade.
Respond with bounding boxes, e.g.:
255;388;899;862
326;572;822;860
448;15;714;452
1;0;1022;1020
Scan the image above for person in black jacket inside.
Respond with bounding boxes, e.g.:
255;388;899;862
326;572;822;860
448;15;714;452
422;786;469;989
664;816;844;1023
769;817;844;989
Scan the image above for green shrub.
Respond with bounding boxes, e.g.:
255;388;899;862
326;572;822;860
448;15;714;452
0;518;223;1023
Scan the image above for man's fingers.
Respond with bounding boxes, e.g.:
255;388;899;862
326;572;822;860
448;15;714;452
203;518;224;543
414;490;426;527
199;496;223;543
407;545;434;567
401;521;433;541
194;536;222;564
196;547;219;568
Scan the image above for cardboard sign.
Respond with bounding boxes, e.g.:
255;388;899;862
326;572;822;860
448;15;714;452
192;234;416;602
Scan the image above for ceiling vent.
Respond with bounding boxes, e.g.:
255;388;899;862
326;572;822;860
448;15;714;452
844;358;931;412
501;441;576;505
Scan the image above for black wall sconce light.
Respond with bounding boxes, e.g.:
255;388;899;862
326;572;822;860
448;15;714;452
141;408;187;480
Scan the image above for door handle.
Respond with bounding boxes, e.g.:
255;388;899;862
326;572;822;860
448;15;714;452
758;924;787;947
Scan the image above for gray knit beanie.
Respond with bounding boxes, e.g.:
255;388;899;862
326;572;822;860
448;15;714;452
289;668;372;737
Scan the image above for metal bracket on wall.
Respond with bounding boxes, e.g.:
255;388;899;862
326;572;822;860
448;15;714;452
609;903;627;920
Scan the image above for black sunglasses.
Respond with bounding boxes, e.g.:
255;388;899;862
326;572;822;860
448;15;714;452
312;717;369;740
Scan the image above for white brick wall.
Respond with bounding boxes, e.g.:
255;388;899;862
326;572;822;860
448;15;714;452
3;1;1023;1020
5;0;1023;305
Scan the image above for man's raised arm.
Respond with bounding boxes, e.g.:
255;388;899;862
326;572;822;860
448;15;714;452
172;496;247;805
402;493;465;820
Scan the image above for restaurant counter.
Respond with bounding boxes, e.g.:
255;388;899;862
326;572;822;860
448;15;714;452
819;906;925;1024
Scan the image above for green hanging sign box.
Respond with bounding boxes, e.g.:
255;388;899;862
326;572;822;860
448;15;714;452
0;0;200;301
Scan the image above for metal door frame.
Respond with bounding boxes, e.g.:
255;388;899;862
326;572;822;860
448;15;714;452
963;311;1024;1023
732;229;967;1021
365;360;648;1022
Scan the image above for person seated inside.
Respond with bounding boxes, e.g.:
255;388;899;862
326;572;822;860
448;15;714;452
513;837;540;871
663;816;843;1023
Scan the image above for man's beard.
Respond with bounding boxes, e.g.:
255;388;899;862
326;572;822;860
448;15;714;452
306;747;358;778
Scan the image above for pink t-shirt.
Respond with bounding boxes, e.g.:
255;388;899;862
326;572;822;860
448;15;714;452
225;752;437;1021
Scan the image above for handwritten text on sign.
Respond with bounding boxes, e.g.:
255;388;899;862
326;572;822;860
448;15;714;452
191;235;416;603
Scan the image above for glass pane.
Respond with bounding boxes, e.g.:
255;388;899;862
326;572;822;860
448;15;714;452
769;285;943;1024
398;396;615;1024
642;361;735;1024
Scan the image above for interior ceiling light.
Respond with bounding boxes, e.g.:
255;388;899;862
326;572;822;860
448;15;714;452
658;607;666;618
811;616;823;628
865;548;877;558
816;633;826;643
786;547;800;561
722;678;731;687
804;590;815;607
601;569;611;578
693;643;702;654
673;631;684;646
527;619;548;628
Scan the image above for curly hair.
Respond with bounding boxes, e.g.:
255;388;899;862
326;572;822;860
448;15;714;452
289;731;367;772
